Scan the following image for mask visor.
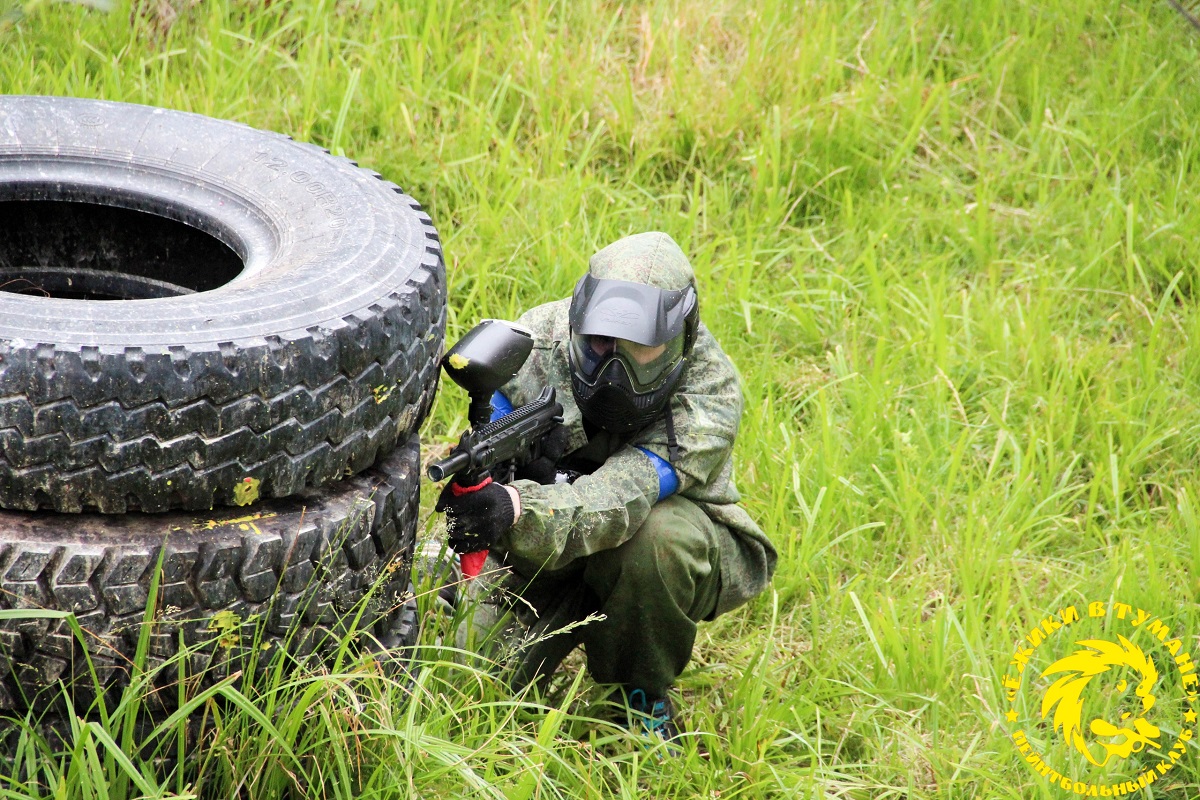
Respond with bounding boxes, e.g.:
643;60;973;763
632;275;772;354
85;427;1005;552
569;275;694;345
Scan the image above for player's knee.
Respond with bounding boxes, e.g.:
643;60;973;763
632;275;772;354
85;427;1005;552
590;496;713;587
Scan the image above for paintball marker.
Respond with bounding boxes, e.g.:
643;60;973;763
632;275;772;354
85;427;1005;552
427;320;564;579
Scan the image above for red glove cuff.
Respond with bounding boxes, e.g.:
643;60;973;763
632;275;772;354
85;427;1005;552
450;475;493;496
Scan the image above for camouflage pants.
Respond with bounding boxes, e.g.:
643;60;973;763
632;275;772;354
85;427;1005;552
456;495;723;698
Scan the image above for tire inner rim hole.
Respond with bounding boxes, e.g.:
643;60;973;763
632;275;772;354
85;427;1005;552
0;200;244;300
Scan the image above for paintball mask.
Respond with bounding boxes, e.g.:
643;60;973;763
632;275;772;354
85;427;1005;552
568;273;698;434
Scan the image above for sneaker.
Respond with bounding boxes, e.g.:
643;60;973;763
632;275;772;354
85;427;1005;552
626;688;682;745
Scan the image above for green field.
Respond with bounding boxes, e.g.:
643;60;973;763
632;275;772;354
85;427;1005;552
4;0;1200;797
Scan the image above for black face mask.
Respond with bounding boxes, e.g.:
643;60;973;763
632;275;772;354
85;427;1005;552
571;356;685;435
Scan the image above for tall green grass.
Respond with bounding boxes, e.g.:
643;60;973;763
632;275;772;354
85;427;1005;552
3;0;1200;796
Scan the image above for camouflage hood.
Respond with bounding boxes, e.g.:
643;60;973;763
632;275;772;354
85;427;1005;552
587;232;695;291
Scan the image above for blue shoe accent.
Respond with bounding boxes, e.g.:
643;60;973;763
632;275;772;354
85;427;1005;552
627;688;681;744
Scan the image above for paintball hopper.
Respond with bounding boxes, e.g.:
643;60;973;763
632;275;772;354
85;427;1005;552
435;319;536;582
441;319;534;428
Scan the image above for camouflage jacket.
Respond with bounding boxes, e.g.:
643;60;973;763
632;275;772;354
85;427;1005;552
494;299;777;617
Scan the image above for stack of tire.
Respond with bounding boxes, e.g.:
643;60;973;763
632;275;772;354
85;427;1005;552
0;97;444;711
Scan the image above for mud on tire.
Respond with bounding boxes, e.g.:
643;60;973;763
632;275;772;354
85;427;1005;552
0;96;445;513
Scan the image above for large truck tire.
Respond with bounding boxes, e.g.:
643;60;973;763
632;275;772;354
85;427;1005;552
0;434;423;712
0;96;445;513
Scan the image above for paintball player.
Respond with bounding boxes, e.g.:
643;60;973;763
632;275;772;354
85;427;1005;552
434;231;777;742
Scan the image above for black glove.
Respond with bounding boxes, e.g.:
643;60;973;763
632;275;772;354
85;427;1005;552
435;477;515;554
514;423;572;484
514;457;558;484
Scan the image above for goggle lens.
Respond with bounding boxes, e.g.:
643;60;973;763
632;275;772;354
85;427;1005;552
570;333;684;391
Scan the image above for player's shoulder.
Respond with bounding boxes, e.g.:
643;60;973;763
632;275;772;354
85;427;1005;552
515;298;572;344
681;323;740;395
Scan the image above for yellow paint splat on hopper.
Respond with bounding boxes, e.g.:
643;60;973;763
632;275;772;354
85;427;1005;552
448;353;470;370
234;477;261;506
